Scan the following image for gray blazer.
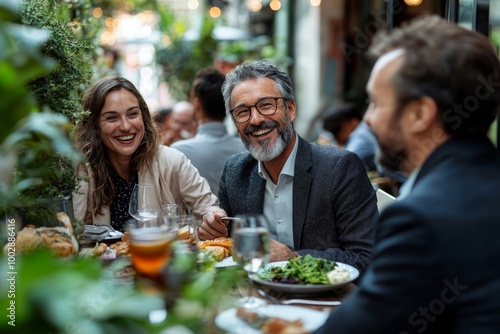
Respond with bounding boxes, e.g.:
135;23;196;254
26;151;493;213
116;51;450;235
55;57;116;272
218;136;378;276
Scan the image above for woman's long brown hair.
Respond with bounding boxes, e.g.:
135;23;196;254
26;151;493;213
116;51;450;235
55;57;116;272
74;76;160;216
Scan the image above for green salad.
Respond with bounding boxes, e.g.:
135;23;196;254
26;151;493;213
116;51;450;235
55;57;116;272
258;255;337;285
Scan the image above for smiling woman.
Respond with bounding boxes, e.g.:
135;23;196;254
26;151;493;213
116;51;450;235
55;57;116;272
73;76;222;231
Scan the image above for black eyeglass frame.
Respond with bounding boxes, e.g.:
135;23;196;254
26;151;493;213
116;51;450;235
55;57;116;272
229;97;288;124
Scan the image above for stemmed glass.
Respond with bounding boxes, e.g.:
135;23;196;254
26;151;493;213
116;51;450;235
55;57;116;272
231;215;271;308
129;183;159;227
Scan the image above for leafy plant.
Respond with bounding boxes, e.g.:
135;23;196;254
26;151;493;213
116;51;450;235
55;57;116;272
0;0;78;225
156;14;218;100
19;0;93;123
0;245;241;333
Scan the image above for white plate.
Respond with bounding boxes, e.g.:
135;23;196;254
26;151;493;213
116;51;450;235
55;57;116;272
214;256;238;268
215;305;328;334
249;261;359;294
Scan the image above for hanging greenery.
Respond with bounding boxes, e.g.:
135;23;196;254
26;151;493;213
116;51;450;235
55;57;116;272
19;0;93;123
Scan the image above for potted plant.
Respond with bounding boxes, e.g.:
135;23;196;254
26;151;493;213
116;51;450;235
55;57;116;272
1;0;94;228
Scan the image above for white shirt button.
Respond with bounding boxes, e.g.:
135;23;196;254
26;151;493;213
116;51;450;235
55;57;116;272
277;220;282;224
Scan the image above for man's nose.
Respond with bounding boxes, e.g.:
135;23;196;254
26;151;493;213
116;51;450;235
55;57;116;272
248;106;265;124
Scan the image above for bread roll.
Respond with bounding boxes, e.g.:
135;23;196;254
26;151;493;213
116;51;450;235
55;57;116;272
5;224;78;257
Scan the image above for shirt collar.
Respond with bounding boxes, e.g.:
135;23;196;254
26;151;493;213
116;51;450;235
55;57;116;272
397;166;421;200
258;134;299;180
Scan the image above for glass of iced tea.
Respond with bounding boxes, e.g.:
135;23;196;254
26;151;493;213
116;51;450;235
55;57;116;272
128;219;176;277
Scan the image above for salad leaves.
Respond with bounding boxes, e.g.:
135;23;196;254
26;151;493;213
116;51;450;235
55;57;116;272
258;255;337;285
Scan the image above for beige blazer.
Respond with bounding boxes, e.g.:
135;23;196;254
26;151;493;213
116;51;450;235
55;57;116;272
73;145;219;226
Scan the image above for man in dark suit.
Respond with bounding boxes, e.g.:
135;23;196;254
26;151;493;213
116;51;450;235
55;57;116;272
198;60;378;276
315;15;500;333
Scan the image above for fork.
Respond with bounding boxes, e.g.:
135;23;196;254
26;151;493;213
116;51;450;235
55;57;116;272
258;289;341;306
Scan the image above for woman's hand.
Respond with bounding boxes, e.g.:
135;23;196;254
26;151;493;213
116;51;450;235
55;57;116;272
198;208;228;240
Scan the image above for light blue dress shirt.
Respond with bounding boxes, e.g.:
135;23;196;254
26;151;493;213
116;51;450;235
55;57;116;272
258;134;299;249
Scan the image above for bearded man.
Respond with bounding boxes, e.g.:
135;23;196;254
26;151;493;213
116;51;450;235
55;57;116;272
198;60;378;277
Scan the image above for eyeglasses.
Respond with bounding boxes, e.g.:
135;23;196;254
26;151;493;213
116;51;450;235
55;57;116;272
229;97;287;124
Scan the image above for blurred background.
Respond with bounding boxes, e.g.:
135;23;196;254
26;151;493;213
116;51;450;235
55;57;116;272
87;0;500;143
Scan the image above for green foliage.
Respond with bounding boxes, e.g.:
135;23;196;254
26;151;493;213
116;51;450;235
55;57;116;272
156;15;218;101
0;0;55;144
19;0;93;123
0;250;164;333
0;245;241;333
0;0;86;226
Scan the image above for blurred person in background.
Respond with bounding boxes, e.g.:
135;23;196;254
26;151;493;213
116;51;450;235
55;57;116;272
152;106;175;146
315;15;500;333
322;102;378;171
169;101;197;145
172;67;246;195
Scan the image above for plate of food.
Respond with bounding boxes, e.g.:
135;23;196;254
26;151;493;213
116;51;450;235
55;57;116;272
215;304;328;334
250;255;359;294
196;237;237;267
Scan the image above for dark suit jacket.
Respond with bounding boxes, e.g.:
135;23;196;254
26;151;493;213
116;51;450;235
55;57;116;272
315;137;500;334
218;136;378;276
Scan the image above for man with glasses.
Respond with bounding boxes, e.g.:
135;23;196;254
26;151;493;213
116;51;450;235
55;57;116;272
198;60;378;277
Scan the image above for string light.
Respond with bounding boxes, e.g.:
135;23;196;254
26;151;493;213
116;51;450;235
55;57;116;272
270;0;281;11
187;0;199;10
310;0;321;6
92;7;103;18
404;0;423;6
246;0;262;12
209;6;221;18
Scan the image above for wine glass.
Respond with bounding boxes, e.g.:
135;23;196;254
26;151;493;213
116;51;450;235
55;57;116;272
129;183;159;227
231;214;271;308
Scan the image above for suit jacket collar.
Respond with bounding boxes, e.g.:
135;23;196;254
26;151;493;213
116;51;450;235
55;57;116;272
414;137;496;189
292;137;314;249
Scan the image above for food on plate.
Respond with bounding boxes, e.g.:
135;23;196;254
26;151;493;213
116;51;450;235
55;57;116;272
327;266;351;284
5;223;78;257
110;240;130;257
177;225;195;243
92;242;108;257
258;255;341;285
236;306;308;334
203;245;229;262
92;238;129;258
196;237;233;261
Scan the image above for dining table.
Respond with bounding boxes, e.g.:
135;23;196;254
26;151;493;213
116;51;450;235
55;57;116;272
79;234;357;334
206;272;357;334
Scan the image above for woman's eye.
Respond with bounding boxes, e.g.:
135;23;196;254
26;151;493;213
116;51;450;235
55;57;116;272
105;116;118;121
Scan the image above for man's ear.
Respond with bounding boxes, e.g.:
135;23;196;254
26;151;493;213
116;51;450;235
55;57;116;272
287;99;297;122
407;97;439;134
192;97;202;119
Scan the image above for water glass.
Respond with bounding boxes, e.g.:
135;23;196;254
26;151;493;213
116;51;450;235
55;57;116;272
231;214;270;308
161;203;179;229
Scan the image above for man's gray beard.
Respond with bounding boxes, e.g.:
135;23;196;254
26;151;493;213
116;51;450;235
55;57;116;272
243;114;294;162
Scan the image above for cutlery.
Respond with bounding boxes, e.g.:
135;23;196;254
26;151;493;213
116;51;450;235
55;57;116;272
258;289;341;306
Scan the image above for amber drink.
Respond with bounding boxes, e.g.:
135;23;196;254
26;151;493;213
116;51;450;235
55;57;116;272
129;227;175;276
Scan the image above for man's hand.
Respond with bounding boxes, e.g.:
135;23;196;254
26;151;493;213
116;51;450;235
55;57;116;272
198;208;228;240
270;239;298;262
